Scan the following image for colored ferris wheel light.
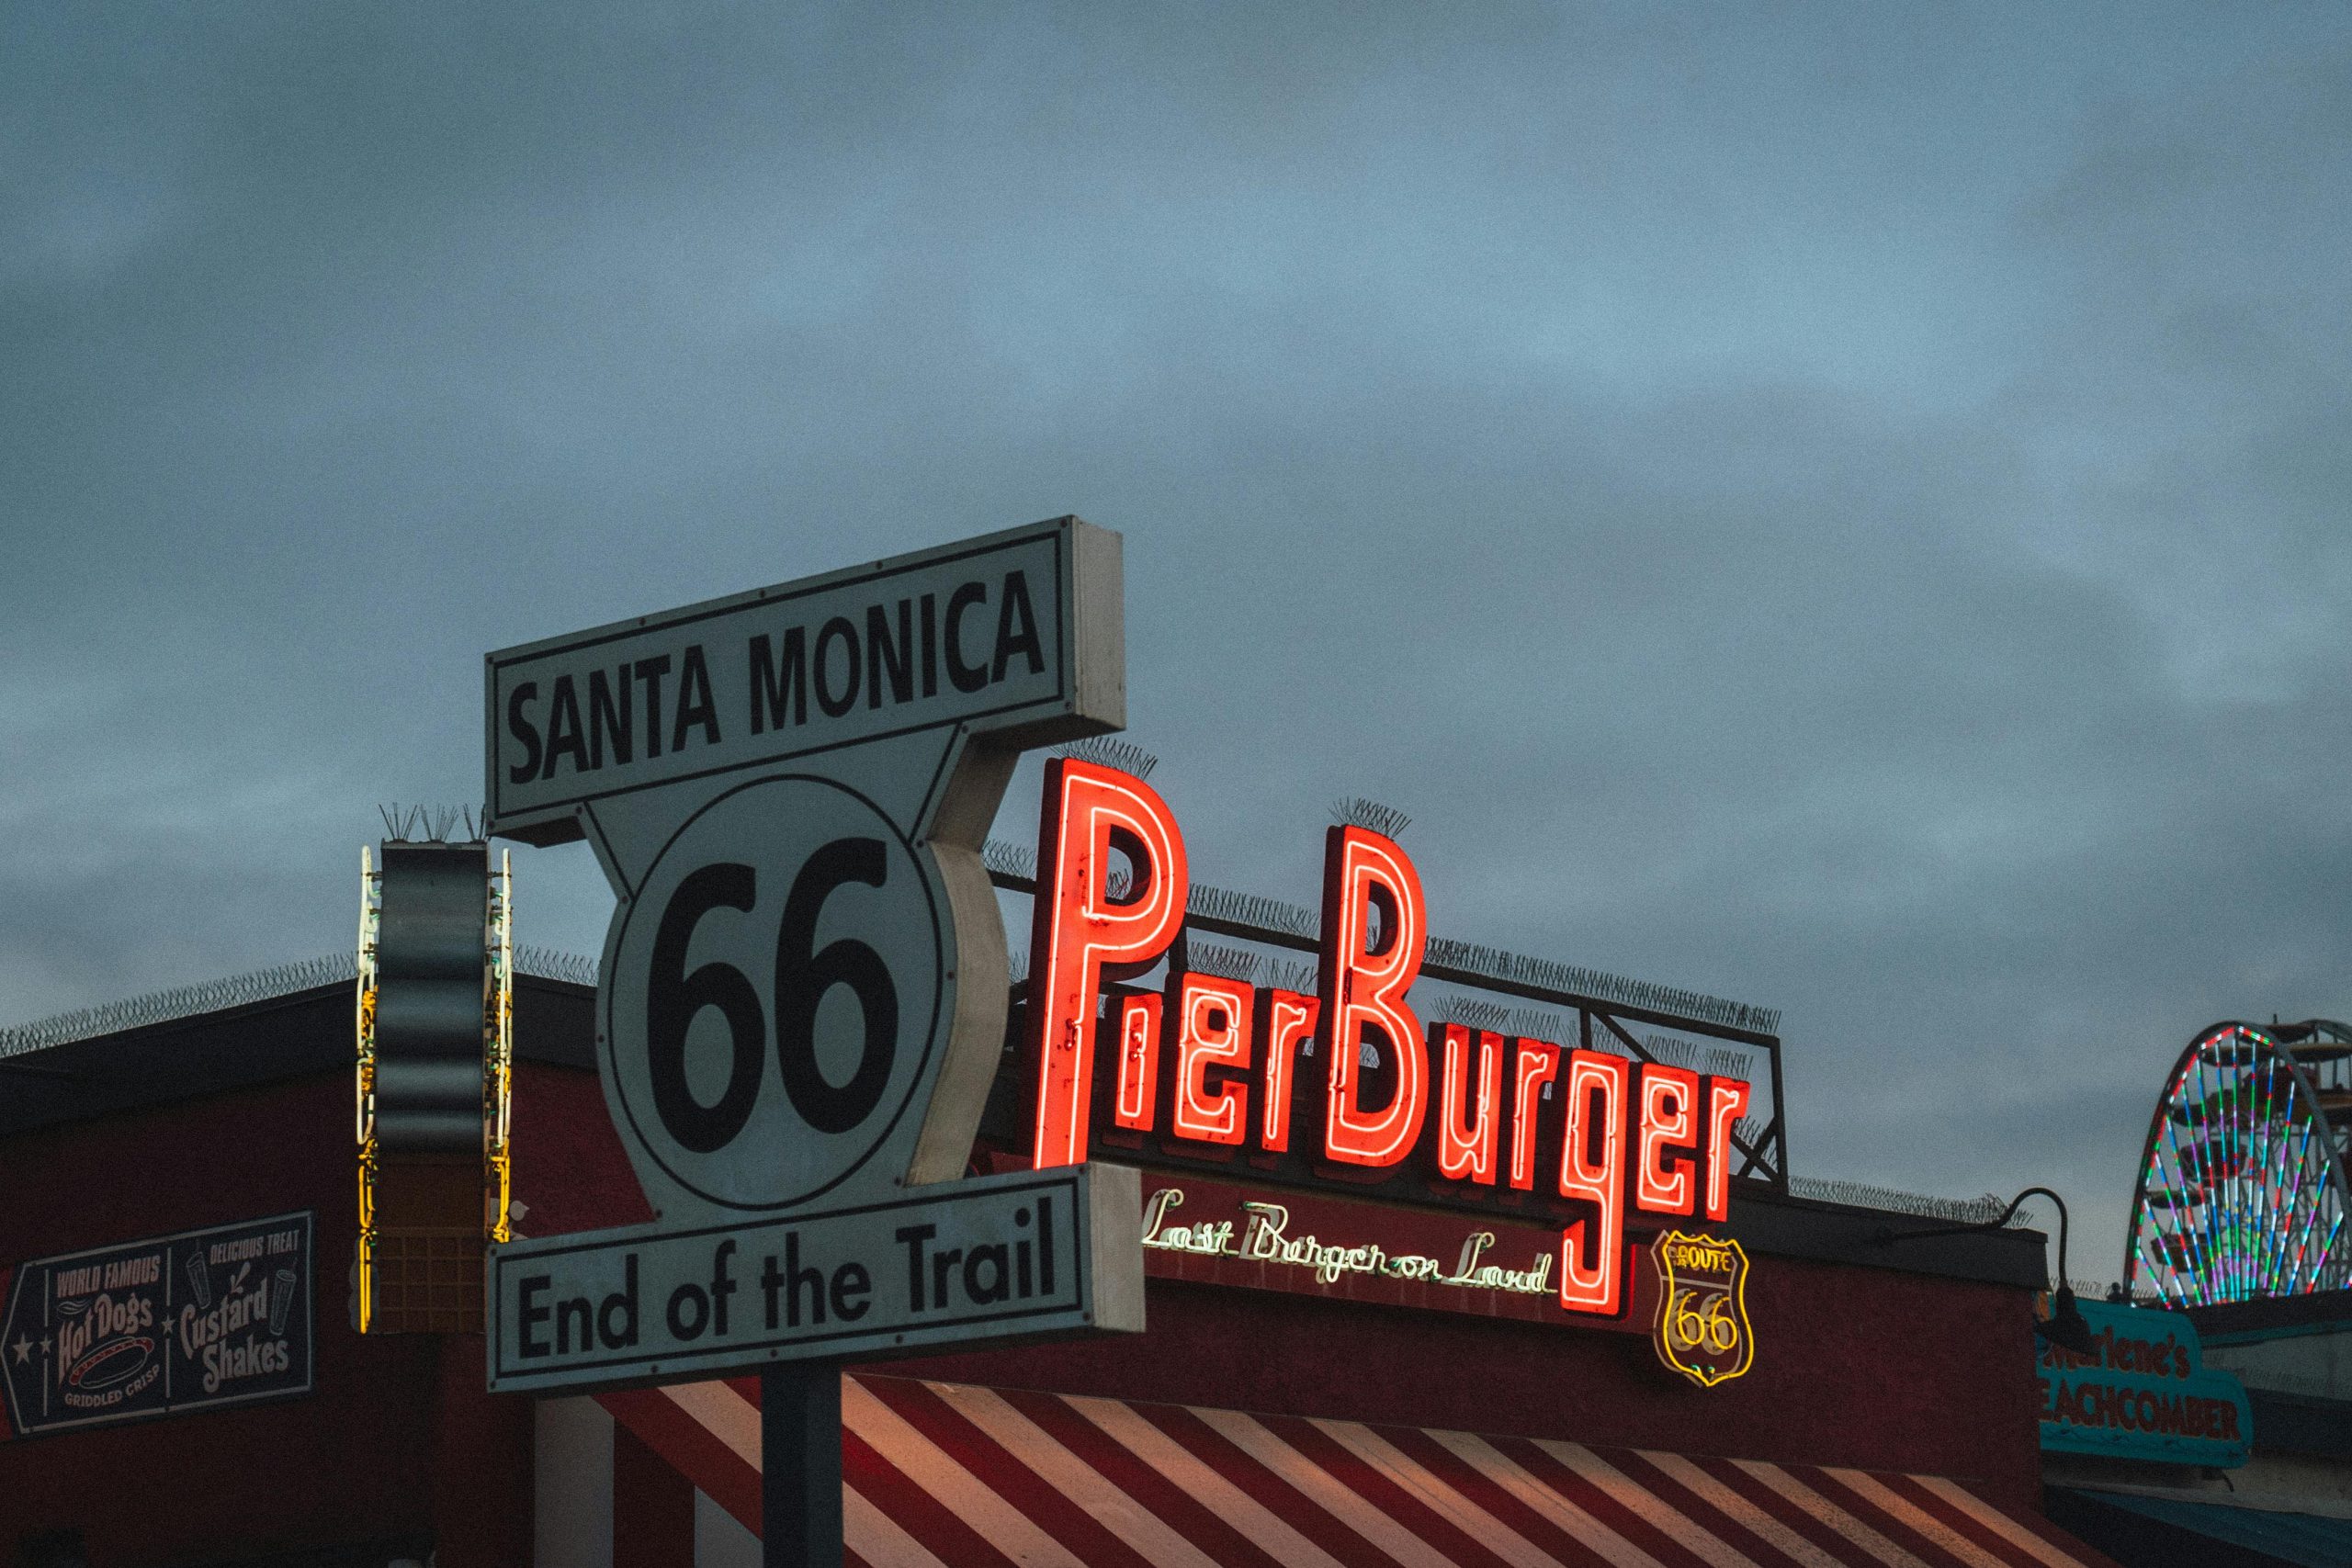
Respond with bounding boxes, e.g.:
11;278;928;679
2127;1021;2352;1305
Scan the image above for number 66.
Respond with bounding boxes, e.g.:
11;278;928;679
644;837;899;1152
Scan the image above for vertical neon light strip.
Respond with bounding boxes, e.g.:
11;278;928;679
2147;1129;2210;1303
2279;1072;2329;1293
2283;1060;2320;1291
2255;1037;2287;1296
2241;1037;2266;1297
1433;1025;1501;1184
1555;1049;1628;1315
2230;1038;2256;1299
2295;1198;2341;1294
1702;1077;1751;1223
2228;1038;2258;1299
2144;1232;2173;1306
2220;1043;2239;1297
1112;996;1162;1131
2274;1047;2307;1292
2194;1047;2230;1301
354;847;380;1335
2277;1051;2333;1296
2237;1048;2257;1297
2188;1060;2214;1301
485;849;514;1245
2239;1043;2277;1297
1027;759;1189;1169
2227;1047;2250;1299
2171;1059;2211;1302
2260;1047;2284;1295
1634;1065;1700;1216
2143;1140;2192;1300
2133;1237;2180;1306
2152;1111;2200;1301
2157;1061;2220;1304
2154;1086;2188;1303
1317;826;1429;1168
1507;1039;1561;1191
1255;991;1318;1152
2292;1090;2329;1294
2293;1152;2335;1293
1170;975;1253;1145
2217;1046;2244;1300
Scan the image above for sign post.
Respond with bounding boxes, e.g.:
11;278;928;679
482;518;1144;1564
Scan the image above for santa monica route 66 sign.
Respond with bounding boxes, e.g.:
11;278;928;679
481;518;1143;1393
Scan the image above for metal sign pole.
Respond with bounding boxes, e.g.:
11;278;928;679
762;1363;842;1568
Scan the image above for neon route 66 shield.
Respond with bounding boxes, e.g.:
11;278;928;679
1651;1230;1755;1389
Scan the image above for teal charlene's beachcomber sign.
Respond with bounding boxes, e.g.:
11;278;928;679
2038;1300;2250;1468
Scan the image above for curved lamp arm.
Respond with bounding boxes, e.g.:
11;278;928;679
1876;1185;2093;1355
1878;1185;2068;1284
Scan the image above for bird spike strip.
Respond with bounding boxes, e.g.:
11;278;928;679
1184;942;1262;983
1439;995;1514;1033
515;946;600;987
1643;1034;1702;1069
0;943;609;1061
982;838;1038;882
1056;736;1158;780
982;837;1777;1038
1261;958;1322;997
0;953;360;1059
378;803;482;844
1787;1177;2021;1225
1186;883;1320;938
1707;1046;1755;1079
1424;937;1781;1036
1512;1007;1570;1045
1330;796;1412;839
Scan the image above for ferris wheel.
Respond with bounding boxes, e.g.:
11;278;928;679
2124;1021;2352;1305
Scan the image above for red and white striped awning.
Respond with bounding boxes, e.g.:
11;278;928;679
539;1374;2115;1568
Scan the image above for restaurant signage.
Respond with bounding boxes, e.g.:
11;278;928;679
1114;1172;1768;1379
2038;1300;2249;1468
482;519;1146;1395
0;1213;314;1439
1021;757;1755;1323
1129;1172;1655;1330
1650;1230;1754;1387
1149;1187;1554;1298
490;1166;1123;1389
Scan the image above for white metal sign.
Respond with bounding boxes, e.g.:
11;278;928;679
482;518;1142;1393
489;1165;1133;1391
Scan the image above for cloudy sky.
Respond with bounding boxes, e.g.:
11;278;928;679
6;4;2348;1277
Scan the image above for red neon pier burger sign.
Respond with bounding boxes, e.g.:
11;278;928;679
1023;758;1753;1321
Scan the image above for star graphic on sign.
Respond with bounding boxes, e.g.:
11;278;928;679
8;1335;28;1366
40;1335;51;1359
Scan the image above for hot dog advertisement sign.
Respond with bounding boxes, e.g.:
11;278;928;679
0;1213;314;1438
481;518;1144;1393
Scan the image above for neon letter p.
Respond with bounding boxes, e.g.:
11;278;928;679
1027;757;1188;1168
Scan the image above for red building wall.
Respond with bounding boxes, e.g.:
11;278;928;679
0;1070;528;1566
1;1046;2043;1563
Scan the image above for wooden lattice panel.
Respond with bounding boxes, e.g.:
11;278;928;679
368;1226;483;1335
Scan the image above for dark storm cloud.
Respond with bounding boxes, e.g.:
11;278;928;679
6;3;2348;1273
